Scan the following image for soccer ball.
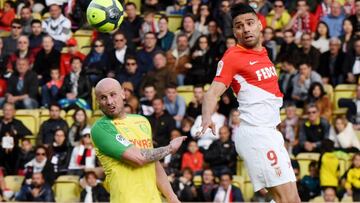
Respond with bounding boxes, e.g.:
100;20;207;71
86;0;124;33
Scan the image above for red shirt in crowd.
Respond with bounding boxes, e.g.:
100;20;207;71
181;151;204;172
59;51;86;77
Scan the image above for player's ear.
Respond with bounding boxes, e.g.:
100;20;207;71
258;19;263;31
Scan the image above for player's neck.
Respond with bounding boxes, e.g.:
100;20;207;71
237;43;263;52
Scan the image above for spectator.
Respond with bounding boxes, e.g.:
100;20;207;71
314;0;331;19
345;153;360;201
147;97;176;147
262;26;277;61
291;61;322;107
48;128;71;177
68;128;97;176
136;32;160;74
37;103;68;147
19;6;33;35
196;168;218;202
166;34;191;86
185;35;212;85
119;2;143;50
0;38;6;76
24;146;55;186
68;108;90;147
28;19;45;55
122;81;139;113
212;171;244;202
16;138;35;175
285;0;317;39
207;20;226;71
2;19;23;58
319;139;339;188
140;10;159;40
33;35;61;84
266;0;291;30
348;0;360;35
141;51;177;97
172;167;197;202
0;102;31;175
141;0;164;13
205;125;237;176
296;104;330;154
6;35;35;73
83;39;109;86
139;84;156;116
339;84;360;125
1;58;38;109
195;4;211;35
166;0;187;15
163;84;186;128
279;55;298;105
157;15;175;52
15;172;54;202
300;161;321;200
329;116;360;152
343;38;360;84
0;1;15;31
340;18;356;54
186;84;204;120
279;104;299;155
59;56;91;110
172;14;202;49
216;0;232;37
80;171;109;202
163;129;187;172
225;36;237;49
228;109;241;135
276;29;298;62
249;0;272;16
218;89;238;118
41;68;63;108
181;140;203;173
107;31;135;77
311;21;330;53
191;103;225;150
59;37;86;78
293;33;321;70
42;4;71;51
116;56;142;94
306;82;332;121
321;1;345;38
318;37;346;86
322;187;338;202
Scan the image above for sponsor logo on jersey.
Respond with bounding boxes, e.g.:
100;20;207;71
115;134;132;147
128;138;153;149
216;60;224;76
249;61;258;65
255;66;277;81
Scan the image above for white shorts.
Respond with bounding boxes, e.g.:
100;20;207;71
234;122;296;192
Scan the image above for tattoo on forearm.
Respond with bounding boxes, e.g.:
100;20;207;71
140;145;171;163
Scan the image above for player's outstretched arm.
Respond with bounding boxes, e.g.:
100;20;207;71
122;136;187;167
198;81;227;136
155;161;180;203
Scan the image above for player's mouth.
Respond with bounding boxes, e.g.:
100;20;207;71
108;106;116;113
244;35;255;41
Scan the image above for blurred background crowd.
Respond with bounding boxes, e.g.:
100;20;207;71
0;0;359;202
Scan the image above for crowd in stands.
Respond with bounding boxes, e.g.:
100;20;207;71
0;0;360;202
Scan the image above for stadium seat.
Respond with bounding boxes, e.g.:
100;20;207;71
243;181;254;202
90;110;104;124
177;85;194;105
232;175;244;190
296;153;320;178
73;29;93;55
31;12;42;20
14;109;40;136
168;15;183;32
42;12;50;19
0;31;10;38
91;88;98;111
53;175;81;202
334;84;356;110
4;175;24;193
341;195;353;202
323;84;334;104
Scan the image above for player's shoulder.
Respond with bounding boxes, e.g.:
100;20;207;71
126;114;149;122
91;116;114;136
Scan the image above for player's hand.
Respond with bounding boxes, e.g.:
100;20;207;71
169;136;187;154
167;195;181;203
196;116;216;137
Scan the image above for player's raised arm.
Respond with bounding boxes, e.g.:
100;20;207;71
199;81;227;136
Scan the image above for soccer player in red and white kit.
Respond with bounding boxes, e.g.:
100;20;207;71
198;3;301;203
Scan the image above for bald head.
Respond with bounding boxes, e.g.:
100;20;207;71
95;78;125;118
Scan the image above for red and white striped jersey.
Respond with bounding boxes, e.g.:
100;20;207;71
214;45;283;127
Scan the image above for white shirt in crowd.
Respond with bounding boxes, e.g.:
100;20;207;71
329;122;360;150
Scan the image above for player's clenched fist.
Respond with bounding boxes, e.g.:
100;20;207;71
196;116;216;137
169;136;187;154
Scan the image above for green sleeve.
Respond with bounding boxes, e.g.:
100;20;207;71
91;118;133;160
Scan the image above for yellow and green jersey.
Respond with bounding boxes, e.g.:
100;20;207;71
91;114;161;203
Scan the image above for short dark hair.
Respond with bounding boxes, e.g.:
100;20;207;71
85;171;97;180
70;56;83;64
230;3;257;20
298;60;312;69
143;83;156;90
49;102;61;110
309;161;317;169
159;14;168;22
152;97;164;104
165;83;177;90
144;32;156;38
125;2;137;9
193;84;204;89
220;171;233;180
125;55;137;62
11;19;22;26
31;19;42;26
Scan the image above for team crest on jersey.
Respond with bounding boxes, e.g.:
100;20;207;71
139;124;150;134
115;134;131;146
216;60;224;76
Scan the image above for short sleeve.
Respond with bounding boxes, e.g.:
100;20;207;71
91;119;133;160
213;50;236;87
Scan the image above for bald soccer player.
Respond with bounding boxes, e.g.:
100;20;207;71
91;78;185;203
